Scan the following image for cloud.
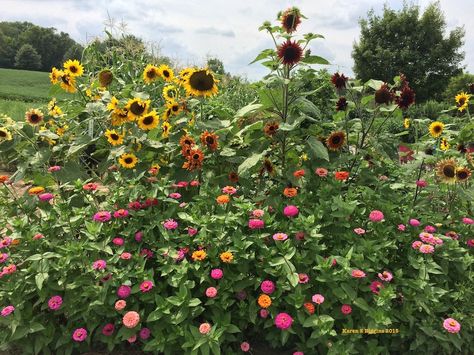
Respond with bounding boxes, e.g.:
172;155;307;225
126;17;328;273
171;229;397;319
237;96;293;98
196;27;235;37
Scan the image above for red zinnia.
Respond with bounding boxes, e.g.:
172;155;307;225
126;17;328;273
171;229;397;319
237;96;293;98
277;40;303;66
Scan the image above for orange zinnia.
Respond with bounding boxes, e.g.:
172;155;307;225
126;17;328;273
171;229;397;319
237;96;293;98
304;302;315;314
28;186;45;195
283;187;297;197
216;194;230;204
257;294;272;308
220;251;234;263
293;169;305;178
334;171;349;181
192;250;207;261
0;175;9;183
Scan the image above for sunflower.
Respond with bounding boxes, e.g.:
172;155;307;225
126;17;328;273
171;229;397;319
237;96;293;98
166;100;181;116
264;121;279;136
125;98;150;120
162;108;172;121
277;40;303;66
375;83;394;104
63;59;83;77
456;167;471;182
25;108;44;126
335;97;348;111
118;153;138;169
429;121;444;138
229;171;239;183
142;64;160;84
260;158;275;176
49;67;63;84
179;134;195;147
280;7;301;33
200;131;219;151
158;64;174;82
184;69;219;97
161;85;177;102
111;108;129;126
183;148;205;171
138;111;159;130
98;69;113;87
403;118;410;129
104;129;124;146
326;131;346;151
331;73;348;89
455;92;470;112
440;138;450;151
396;85;415;109
161;121;171;138
107;96;119;111
0;127;12;141
56;125;68;136
59;73;77;93
436;159;457;184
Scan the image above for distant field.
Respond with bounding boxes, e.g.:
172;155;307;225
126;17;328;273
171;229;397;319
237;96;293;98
0;99;35;121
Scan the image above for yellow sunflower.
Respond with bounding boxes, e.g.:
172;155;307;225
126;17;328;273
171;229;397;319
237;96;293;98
178;68;193;83
161;121;171;138
25;108;44;126
158;64;174;82
49;67;63;84
63;59;84;77
0;127;13;141
455;92;470;112
143;64;160;84
403;118;410;129
59;73;77;93
56;125;68;136
166;100;181;116
162;108;172;121
436;159;457;184
137;111;159;130
163;85;178;102
107;96;119;111
429;121;444;138
118;153;138;169
125;98;150;120
456;167;471;182
111;108;129;126
440;138;450;151
184;68;219;97
104;129;124;146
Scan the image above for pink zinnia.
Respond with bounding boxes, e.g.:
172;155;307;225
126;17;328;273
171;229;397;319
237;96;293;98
127;335;137;343
424;225;436;233
351;269;366;278
369;210;384;222
419;232;435;244
92;259;106;270
83;182;98;191
2;264;16;275
102;323;115;336
248;219;264;229
93;211;111;222
0;237;12;248
353;228;366;235
222;186;237;195
0;253;8;263
187;227;198;236
48;295;63;310
140;280;154;293
398;224;406;231
462;217;474;225
112;237;124;246
370;280;384;294
199;322;211;334
443;318;461;333
135;231;143;242
139;327;151;340
115;299;126;311
252;209;265;218
298;273;309;284
467;239;474;248
211;268;223;280
72;328;87;342
117;285;131;298
120;252;132;260
416;179;427;188
312;294;325;304
1;305;15;317
259;309;269;318
419;244;434;254
294;352;304;355
163;219;178;230
409;218;420;227
283;205;299;218
273;232;288;241
341;304;352;315
123;311;140;328
33;233;44;240
205;287;218;298
169;192;181;199
240;342;250;352
38;192;54;202
412;241;422;249
295;231;305;240
128;201;142;210
113;209;129;218
261;280;275;294
378;271;393;282
48;165;61;172
315;168;328;177
190;180;200;186
274;312;293;330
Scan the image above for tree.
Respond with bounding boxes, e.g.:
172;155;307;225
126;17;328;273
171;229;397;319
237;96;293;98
352;2;465;102
443;72;474;101
207;58;226;75
14;44;42;70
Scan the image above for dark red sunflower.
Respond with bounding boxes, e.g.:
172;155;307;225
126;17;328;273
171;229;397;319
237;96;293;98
200;131;219;151
277;40;303;66
280;7;301;33
264;121;279;136
335;97;348;111
228;171;239;183
331;72;348;90
396;85;415;109
375;83;394;105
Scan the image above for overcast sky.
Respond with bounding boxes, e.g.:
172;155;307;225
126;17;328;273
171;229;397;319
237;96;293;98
1;0;473;80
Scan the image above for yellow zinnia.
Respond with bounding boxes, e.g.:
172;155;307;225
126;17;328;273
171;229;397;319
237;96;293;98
191;250;207;261
219;251;233;263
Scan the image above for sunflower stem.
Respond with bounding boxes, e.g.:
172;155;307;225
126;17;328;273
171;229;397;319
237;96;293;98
412;158;424;208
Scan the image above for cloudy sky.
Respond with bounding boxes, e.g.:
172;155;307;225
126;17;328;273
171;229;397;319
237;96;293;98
1;0;473;80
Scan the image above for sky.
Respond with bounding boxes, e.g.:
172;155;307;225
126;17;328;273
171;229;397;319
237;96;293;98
1;0;473;80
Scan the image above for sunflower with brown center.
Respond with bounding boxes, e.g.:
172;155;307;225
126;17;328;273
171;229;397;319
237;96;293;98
429;121;444;138
161;121;171;138
59;73;77;93
111;108;129;126
335;97;348;111
163;85;178;102
166;100;181;116
125;98;150;120
49;67;63;84
138;111;159;130
277;40;303;67
264;121;279;136
179;134;195;148
436;159;457;184
63;59;84;77
158;64;174;82
184;69;219;97
456;167;471;182
118;153;138;169
143;64;160;84
200;131;219;151
228;171;239;183
25;109;44;126
0;127;12;141
260;158;275;176
104;129;124;146
440;138;450;151
98;69;113;87
183;148;205;171
280;7;302;33
326;131;346;151
455;92;470;112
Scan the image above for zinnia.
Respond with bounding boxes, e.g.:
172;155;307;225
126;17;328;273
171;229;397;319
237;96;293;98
139;327;151;340
206;287;218;298
274;312;293;330
248;219;264;229
298;273;309;283
412;241;422;249
115;299;126;311
92;259;106;270
283;205;299;217
370;281;384;294
261;280;275;294
140;280;154;293
341;304;352;315
462;217;474;224
443;318;461;333
312;294;325;304
315;168;328;177
163;219;178;230
38;193;54;202
419;244;434;254
252;209;265;218
334;171;349;181
199;322;211;334
222;186;237;195
210;268;223;280
273;232;288;241
93;211;111;222
48;295;63;310
117;285;131;298
351;269;366;278
113;209;129;218
353;228;366;235
369;210;384;222
1;305;15;317
378;271;393;282
241;342;250;352
72;328;87;342
123;311;140;328
409;218;420;227
102;323;115;336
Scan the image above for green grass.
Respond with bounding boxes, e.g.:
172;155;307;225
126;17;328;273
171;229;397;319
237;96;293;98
0;99;40;121
0;68;55;102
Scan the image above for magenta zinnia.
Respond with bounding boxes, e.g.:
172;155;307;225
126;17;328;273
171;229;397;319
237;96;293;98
274;312;293;330
277;40;303;66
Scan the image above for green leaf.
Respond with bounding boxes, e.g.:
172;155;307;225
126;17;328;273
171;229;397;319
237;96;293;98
238;150;267;175
354;298;370;311
249;49;275;64
188;298;202;307
35;272;48;290
306;136;329;161
365;79;384;90
301;55;330;65
147;309;162;322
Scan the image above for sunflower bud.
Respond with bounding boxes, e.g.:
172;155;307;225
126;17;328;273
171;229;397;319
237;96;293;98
99;70;113;87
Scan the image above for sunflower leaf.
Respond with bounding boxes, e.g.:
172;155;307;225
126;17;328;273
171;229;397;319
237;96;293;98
301;55;330;65
249;49;275;64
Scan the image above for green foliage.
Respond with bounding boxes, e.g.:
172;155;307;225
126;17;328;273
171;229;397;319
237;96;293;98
352;2;465;102
14;44;42;71
443;72;474;101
